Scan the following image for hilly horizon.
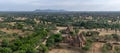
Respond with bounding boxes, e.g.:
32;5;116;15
34;9;67;12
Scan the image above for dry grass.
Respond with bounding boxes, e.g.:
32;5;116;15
15;17;27;20
0;28;22;34
56;27;67;30
0;28;32;35
7;22;16;26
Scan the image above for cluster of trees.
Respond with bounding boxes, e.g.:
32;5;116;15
0;27;63;53
46;34;63;49
2;12;120;31
0;28;48;53
81;31;99;41
82;39;93;51
73;21;120;30
81;31;100;36
114;46;120;53
102;43;112;53
104;34;120;41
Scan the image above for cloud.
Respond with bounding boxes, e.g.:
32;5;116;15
0;0;120;11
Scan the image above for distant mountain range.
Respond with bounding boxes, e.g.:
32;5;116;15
34;9;67;12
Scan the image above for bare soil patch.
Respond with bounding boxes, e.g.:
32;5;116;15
0;28;22;34
56;27;67;30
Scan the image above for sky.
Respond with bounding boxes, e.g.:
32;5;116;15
0;0;120;11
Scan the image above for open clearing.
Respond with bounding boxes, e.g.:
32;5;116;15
0;28;22;34
0;28;32;36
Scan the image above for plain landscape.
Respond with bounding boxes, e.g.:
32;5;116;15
0;12;119;53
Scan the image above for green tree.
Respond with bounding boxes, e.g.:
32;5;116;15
13;50;26;53
0;47;12;53
46;34;63;48
2;39;9;47
39;44;48;53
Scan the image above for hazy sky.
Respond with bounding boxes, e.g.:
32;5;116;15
0;0;120;11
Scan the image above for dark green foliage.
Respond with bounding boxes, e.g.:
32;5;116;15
59;30;67;34
19;44;38;53
112;34;120;41
0;47;12;53
13;50;26;53
69;31;75;36
81;31;99;37
39;44;48;53
1;39;10;47
82;39;93;51
102;43;112;53
46;34;63;48
75;28;79;34
104;34;120;41
86;31;99;36
104;35;113;41
0;27;48;53
114;46;120;53
15;23;24;29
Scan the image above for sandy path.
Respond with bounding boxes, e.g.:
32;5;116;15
56;27;67;30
